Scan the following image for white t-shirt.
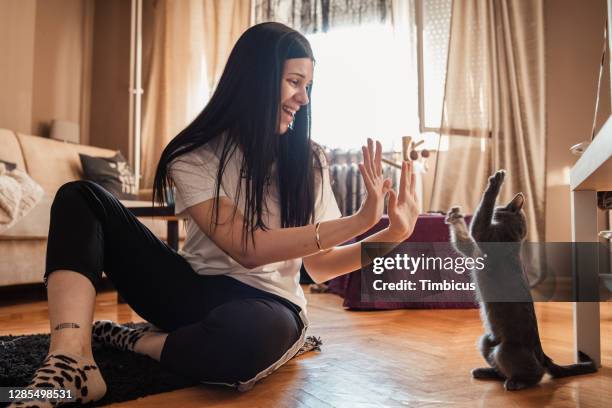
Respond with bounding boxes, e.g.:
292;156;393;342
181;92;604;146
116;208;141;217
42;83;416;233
168;135;342;323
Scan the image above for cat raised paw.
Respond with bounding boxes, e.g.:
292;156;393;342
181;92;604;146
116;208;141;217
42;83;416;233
445;206;464;224
487;169;506;189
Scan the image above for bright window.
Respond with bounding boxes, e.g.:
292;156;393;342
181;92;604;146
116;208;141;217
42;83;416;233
307;24;418;152
306;0;452;152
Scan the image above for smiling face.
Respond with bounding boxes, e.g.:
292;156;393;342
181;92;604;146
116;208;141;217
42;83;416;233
277;58;314;134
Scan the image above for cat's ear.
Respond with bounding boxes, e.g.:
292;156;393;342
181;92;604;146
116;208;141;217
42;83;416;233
507;193;525;212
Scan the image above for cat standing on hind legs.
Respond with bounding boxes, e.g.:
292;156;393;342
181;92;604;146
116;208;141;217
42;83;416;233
445;169;597;391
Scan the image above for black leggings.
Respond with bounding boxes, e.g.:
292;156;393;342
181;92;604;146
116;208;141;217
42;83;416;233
44;180;305;391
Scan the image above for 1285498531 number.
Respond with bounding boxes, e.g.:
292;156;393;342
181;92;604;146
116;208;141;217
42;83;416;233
0;387;75;403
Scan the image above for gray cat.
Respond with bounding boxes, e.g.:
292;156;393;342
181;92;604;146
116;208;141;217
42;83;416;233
445;169;597;391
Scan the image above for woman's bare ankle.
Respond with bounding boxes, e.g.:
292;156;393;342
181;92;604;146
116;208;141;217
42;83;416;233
49;337;93;360
48;346;94;360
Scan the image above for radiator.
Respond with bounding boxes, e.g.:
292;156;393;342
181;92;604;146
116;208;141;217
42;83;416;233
325;149;423;216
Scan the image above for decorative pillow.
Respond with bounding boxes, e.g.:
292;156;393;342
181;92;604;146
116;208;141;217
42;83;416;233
0;163;44;233
0;164;21;225
79;152;138;200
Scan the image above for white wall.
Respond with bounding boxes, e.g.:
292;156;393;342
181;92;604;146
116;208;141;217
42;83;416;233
545;0;610;241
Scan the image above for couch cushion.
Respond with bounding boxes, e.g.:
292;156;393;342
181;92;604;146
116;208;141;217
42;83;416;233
0;239;47;286
0;129;26;171
0;193;53;239
16;132;117;194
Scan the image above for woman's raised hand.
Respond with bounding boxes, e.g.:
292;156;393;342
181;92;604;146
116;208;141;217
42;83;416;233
356;138;392;228
386;160;419;240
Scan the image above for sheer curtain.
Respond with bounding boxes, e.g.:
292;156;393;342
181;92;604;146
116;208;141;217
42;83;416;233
203;0;251;93
140;0;250;189
429;0;546;241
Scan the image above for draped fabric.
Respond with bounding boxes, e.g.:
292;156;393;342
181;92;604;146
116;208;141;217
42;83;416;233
203;0;251;93
141;0;207;189
253;0;392;33
140;0;250;189
429;0;546;241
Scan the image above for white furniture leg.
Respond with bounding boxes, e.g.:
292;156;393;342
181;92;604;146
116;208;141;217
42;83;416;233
571;189;601;367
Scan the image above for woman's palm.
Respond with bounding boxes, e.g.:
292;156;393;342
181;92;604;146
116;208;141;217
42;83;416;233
357;139;391;226
387;160;419;239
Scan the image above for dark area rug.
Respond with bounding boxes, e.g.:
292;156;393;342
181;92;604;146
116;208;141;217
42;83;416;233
0;323;197;407
0;324;322;407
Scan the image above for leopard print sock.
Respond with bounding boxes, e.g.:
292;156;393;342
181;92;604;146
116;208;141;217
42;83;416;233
8;352;106;407
92;320;156;352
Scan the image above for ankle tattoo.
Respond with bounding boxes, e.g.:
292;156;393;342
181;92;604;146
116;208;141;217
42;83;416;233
54;323;81;331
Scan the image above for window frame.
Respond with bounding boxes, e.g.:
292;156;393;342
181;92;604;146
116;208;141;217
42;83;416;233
415;0;491;138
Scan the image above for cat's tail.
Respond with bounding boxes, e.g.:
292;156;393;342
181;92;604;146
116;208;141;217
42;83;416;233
544;351;597;378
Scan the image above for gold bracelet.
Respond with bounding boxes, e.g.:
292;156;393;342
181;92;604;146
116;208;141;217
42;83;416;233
315;222;322;250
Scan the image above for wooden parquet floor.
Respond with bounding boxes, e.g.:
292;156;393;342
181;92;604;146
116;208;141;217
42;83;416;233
0;288;610;407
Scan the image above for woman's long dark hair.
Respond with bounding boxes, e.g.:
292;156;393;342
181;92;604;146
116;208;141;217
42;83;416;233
153;22;323;249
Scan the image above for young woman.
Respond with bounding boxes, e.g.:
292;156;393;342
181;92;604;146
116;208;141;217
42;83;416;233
12;22;419;407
